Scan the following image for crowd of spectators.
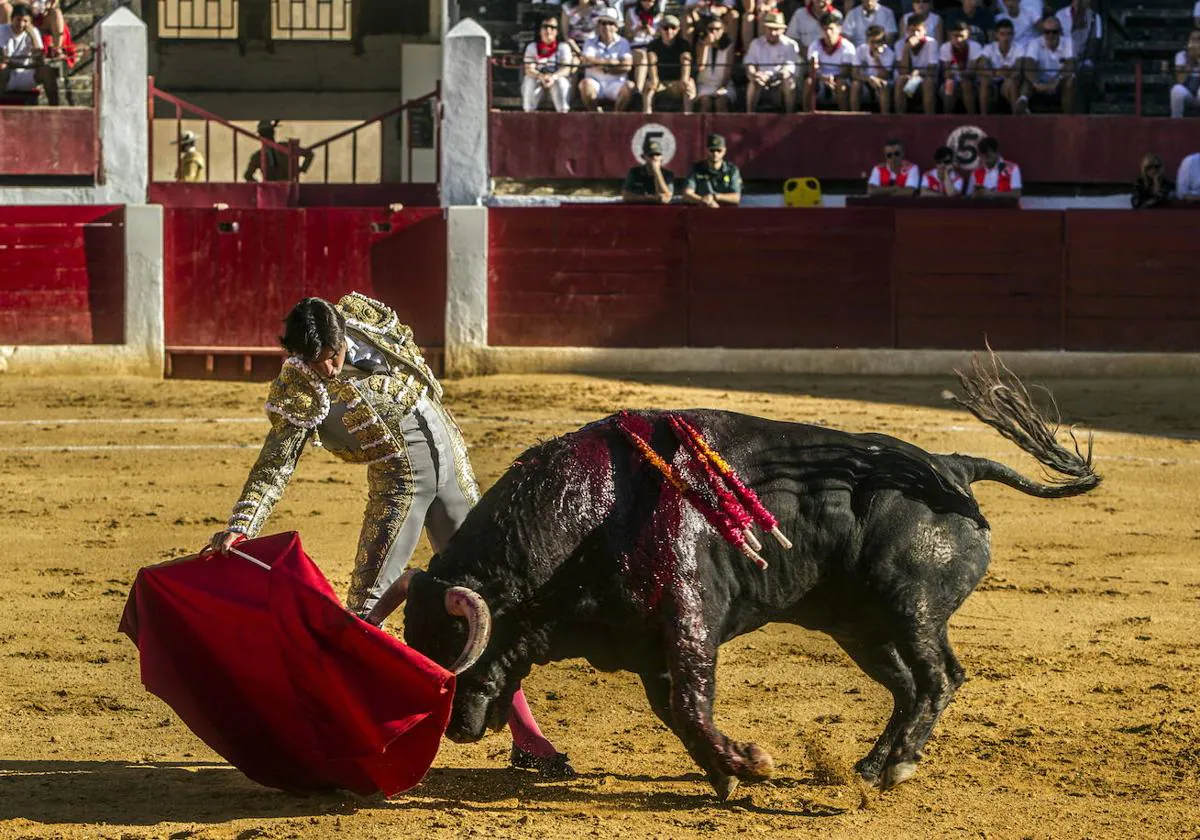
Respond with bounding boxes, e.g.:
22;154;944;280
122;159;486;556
0;1;73;105
521;0;1107;114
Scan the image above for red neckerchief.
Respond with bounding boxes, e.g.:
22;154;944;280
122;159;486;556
536;38;558;59
635;7;656;27
951;41;969;66
821;36;844;56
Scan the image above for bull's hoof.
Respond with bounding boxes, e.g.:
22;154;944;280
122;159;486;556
880;760;918;790
738;743;775;781
854;757;883;788
710;773;740;801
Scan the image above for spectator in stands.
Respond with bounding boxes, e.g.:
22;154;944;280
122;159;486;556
968;136;1022;198
563;0;609;53
683;0;738;44
900;0;942;44
3;1;74;66
1170;30;1200;119
806;11;855;111
622;137;675;203
1055;0;1099;67
1175;151;1200;201
172;130;206;183
693;14;735;112
1016;15;1074;114
643;14;694;113
894;14;937;115
745;11;800;113
786;0;833;52
920;145;964;197
851;24;895;112
522;16;574;113
980;18;1024;113
579;8;635;111
940;19;982;114
867;138;920;196
844;0;898;47
243;119;314;182
945;0;994;46
682;133;742;207
1131;153;1173;209
742;0;784;55
994;0;1038;49
0;3;57;105
626;0;661;98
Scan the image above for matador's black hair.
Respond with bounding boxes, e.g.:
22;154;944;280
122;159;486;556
280;297;346;361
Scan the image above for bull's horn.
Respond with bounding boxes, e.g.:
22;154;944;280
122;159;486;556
364;568;422;626
445;586;492;675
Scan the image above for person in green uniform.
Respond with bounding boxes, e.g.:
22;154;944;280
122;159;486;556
682;133;743;207
621;137;675;203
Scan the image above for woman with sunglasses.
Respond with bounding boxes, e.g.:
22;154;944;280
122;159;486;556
1131;153;1173;210
523;16;574;112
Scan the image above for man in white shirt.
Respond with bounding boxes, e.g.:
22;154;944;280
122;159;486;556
899;0;942;44
579;7;635;110
940;19;983;114
894;14;938;114
1017;16;1074;114
785;0;827;51
806;11;855;111
843;0;897;47
745;10;800;112
920;145;965;198
967;136;1022;199
867;138;920;197
1176;151;1200;201
994;0;1038;48
851;24;895;112
522;16;575;113
980;18;1024;113
0;3;56;103
1055;0;1100;66
1170;29;1200;119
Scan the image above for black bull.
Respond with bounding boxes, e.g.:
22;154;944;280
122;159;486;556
379;357;1101;798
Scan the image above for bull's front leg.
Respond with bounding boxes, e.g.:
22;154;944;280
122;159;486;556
660;606;775;800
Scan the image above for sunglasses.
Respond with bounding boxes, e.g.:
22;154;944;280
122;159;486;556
886;150;903;158
1044;28;1061;34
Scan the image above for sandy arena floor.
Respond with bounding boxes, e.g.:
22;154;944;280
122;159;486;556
0;371;1197;839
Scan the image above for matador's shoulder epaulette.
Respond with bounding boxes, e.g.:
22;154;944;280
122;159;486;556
264;357;330;430
336;292;414;345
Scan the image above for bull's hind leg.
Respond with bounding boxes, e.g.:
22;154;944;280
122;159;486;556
886;625;966;780
655;613;775;800
833;637;918;786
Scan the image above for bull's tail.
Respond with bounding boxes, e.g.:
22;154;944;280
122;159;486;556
946;350;1101;499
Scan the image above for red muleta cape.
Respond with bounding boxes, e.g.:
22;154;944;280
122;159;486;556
119;532;453;796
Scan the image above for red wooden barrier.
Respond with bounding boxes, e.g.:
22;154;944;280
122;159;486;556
0;108;97;177
164;208;446;350
148;183;441;209
491;113;1197;186
1065;209;1200;353
0;206;125;344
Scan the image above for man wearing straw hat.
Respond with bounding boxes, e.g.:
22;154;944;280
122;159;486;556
172;130;205;183
243;118;314;182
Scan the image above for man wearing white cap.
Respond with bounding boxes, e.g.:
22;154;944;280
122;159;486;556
580;6;635;111
172;130;206;183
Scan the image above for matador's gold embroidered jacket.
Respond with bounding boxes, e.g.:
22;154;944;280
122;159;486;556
226;293;446;537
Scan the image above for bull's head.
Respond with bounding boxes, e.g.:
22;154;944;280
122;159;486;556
370;569;509;742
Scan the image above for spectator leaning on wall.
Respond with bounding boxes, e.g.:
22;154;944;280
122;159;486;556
1170;30;1200;119
0;3;58;104
968;136;1023;199
682;133;742;208
1175;151;1200;202
622;137;675;204
867;138;920;197
920;145;964;198
579;7;635;111
522;16;574;113
172;130;206;183
1131;153;1173;209
852;24;895;113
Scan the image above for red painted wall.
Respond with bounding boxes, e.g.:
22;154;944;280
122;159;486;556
149;183;440;209
491;113;1194;185
163;207;446;349
0;108;97;177
488;207;1200;353
0;206;125;344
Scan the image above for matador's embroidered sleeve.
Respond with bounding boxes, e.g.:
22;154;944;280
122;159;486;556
226;359;328;537
336;292;443;402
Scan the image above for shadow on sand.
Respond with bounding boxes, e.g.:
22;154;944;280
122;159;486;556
0;761;845;825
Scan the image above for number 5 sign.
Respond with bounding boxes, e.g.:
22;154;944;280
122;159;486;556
631;123;678;165
947;125;988;170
